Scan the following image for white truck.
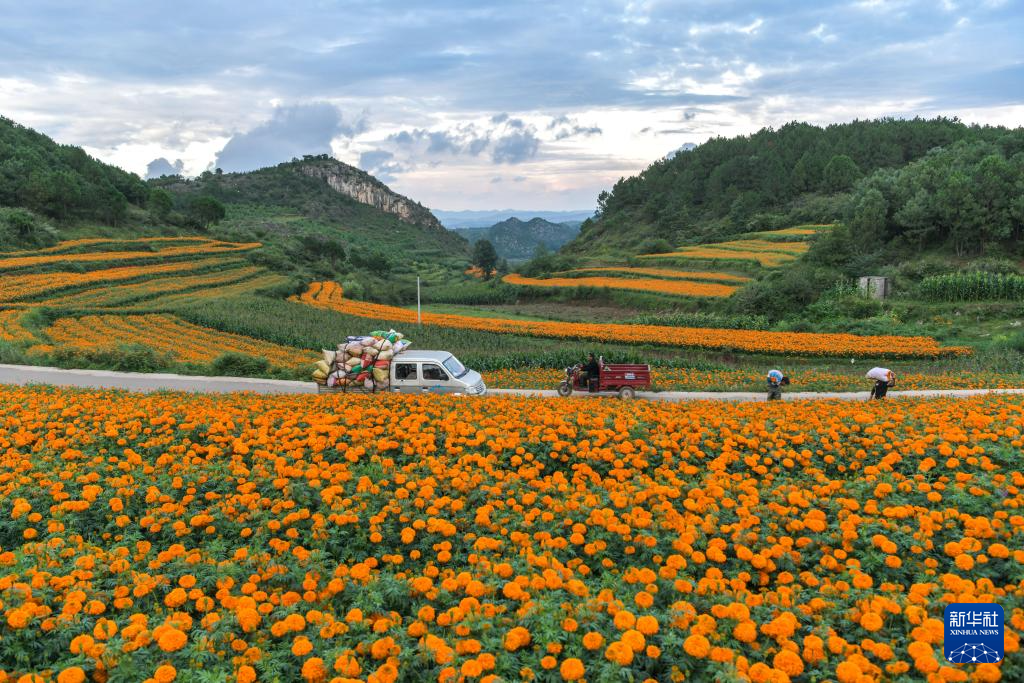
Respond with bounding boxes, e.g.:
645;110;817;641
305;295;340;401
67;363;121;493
318;350;486;396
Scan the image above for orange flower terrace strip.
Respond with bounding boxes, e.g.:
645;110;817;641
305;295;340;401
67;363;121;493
294;282;968;358
44;266;268;309
0;310;35;342
0;240;261;272
0;387;1021;682
30;314;310;369
122;273;290;310
641;248;798;267
502;273;739;298
0;236;221;257
0;257;242;303
556;267;752;283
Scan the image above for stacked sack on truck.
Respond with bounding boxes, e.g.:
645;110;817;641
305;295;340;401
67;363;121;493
311;329;411;389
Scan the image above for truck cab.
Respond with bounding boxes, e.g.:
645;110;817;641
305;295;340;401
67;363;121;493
388;350;486;395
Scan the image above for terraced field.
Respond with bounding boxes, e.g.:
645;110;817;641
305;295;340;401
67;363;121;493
30;314;309;369
0;237;303;371
295;281;967;358
503;225;831;297
640;237;810;267
0;237;279;310
502;273;741;298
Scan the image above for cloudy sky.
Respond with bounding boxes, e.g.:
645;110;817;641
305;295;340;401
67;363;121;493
2;1;1022;211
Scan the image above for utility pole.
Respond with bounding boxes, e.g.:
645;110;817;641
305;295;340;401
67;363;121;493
417;276;421;326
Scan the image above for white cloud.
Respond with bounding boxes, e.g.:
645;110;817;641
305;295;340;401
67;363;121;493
809;23;838;43
689;18;763;37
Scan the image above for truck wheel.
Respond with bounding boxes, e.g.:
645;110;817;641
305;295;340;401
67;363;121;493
557;382;572;397
618;386;636;400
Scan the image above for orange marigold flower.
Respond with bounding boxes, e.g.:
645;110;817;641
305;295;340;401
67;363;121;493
6;609;30;629
683;634;710;658
559;658;585;681
636;615;659;635
292;636;313;656
860;612;884;632
504;626;531;652
773;649;805;677
157;628;187;652
154;665;177;683
604;641;634;666
56;669;86;683
301;657;327;682
836;660;862;683
582;632;604;650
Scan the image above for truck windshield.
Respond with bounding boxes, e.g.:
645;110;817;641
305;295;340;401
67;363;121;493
443;355;467;378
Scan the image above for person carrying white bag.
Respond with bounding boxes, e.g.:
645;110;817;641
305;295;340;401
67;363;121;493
866;367;896;399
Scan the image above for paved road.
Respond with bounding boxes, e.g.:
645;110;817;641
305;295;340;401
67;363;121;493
3;363;1024;402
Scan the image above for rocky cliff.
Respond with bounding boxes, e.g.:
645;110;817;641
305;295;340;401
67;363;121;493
296;157;445;233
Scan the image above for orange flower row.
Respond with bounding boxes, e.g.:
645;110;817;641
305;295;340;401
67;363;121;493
641;247;797;267
0;240;261;272
120;274;289;311
0;236;218;256
713;239;811;255
0;387;1020;682
0;257;242;303
502;273;739;298
556;267;752;283
31;314;309;368
0;310;35;343
294;281;968;358
44;266;267;309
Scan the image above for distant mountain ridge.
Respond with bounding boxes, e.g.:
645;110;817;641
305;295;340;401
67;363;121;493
456;216;581;261
434;208;593;230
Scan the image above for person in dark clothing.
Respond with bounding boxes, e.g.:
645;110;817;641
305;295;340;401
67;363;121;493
579;353;600;392
867;367;896;400
766;369;789;401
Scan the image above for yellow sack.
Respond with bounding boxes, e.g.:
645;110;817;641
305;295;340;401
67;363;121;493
315;360;331;375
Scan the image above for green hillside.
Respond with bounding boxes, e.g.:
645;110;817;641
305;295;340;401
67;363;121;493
569;118;1024;255
0;117;468;301
151;157;469;301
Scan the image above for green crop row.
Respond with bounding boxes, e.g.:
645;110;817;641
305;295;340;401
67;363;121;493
919;272;1024;301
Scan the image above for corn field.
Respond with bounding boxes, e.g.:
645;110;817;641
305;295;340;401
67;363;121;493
919;271;1024;301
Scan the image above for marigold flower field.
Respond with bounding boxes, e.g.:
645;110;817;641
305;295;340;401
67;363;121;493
501;274;740;298
555;268;752;283
0;387;1021;682
0;312;34;343
0;239;259;273
0;238;283;311
294;282;968;358
27;315;309;370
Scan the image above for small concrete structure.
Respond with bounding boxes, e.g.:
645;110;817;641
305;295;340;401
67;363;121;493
858;276;891;300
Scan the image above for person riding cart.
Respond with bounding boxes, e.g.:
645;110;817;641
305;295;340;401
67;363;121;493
579;353;600;393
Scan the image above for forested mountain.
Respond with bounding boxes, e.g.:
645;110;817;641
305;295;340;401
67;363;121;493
456;217;580;261
571;118;1024;255
152;155;451;236
0;115;148;229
